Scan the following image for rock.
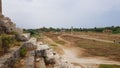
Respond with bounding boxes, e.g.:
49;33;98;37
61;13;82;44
36;44;50;51
36;58;40;62
35;45;50;57
28;37;37;45
22;33;30;40
0;17;16;34
15;33;30;41
37;42;43;45
23;42;37;51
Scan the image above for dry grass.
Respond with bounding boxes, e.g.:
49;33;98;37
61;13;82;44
44;32;65;45
44;32;60;41
44;33;64;55
71;32;120;41
61;35;120;61
45;32;120;61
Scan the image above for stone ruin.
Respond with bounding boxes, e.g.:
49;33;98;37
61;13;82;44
0;0;23;34
0;14;23;34
0;15;16;34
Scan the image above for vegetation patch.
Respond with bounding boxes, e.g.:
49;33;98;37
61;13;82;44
99;64;120;68
20;47;27;57
49;43;57;50
55;40;65;45
0;34;16;53
24;29;40;37
50;43;57;47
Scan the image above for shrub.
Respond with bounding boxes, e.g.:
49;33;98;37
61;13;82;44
0;34;21;54
1;34;12;53
20;47;27;57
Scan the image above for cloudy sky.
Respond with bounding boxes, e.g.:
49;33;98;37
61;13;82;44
2;0;120;29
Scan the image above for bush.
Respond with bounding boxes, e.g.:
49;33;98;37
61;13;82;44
20;47;27;57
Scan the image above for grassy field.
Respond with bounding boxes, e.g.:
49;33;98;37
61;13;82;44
61;35;120;61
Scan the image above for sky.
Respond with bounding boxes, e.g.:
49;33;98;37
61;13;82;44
2;0;120;29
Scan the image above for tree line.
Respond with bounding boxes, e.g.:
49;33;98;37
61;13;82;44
24;26;120;34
